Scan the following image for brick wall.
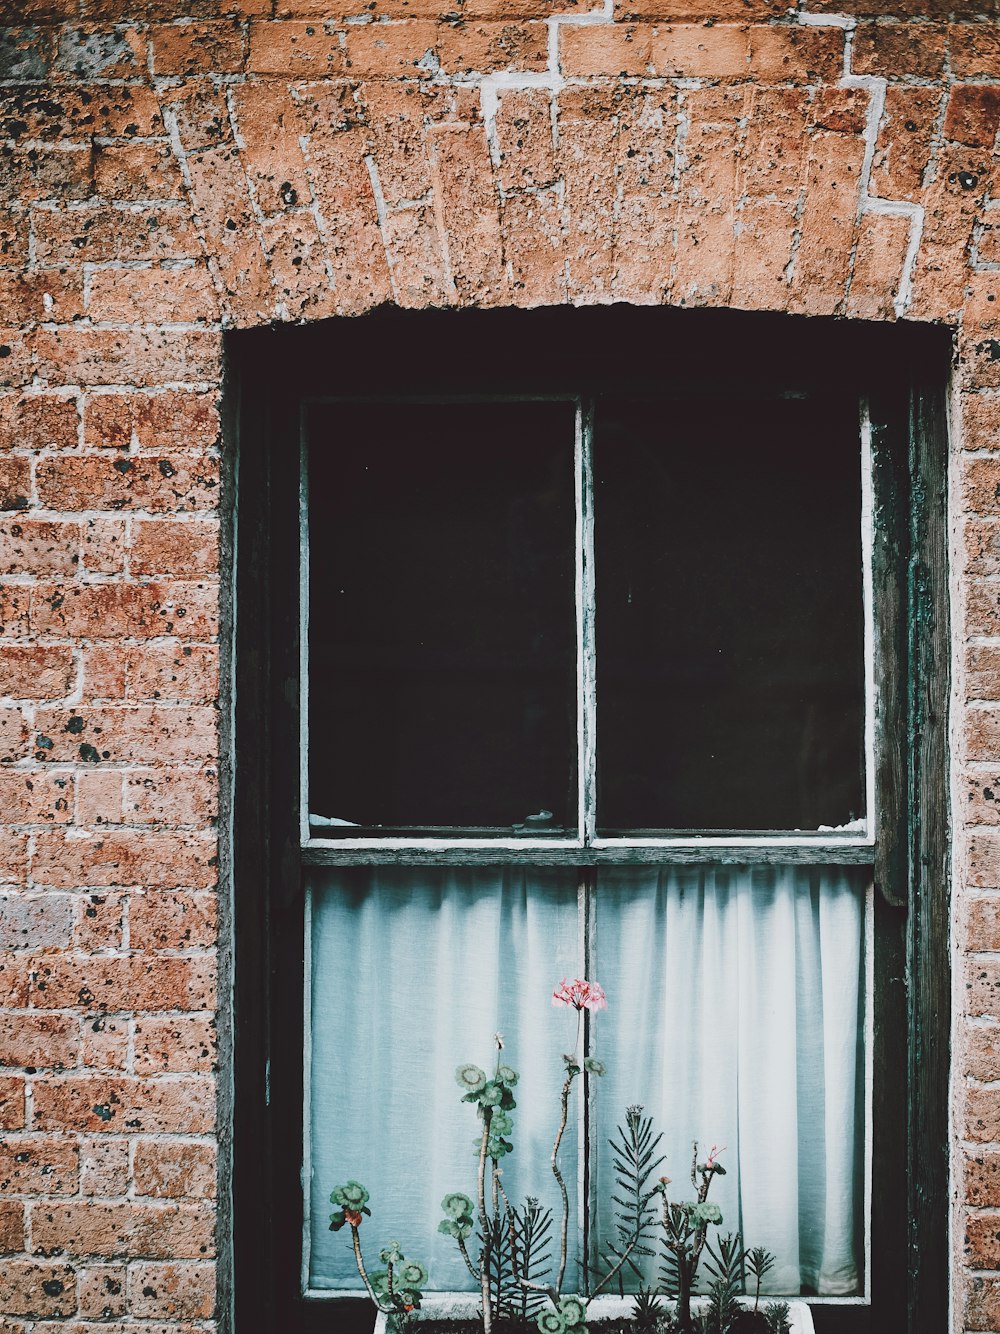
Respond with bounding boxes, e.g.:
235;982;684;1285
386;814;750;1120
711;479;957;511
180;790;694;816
0;0;998;1330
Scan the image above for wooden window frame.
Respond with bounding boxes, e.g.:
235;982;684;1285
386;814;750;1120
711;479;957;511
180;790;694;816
227;306;952;1334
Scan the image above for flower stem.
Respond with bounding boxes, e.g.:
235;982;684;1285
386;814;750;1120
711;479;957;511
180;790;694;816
350;1224;389;1314
477;1110;494;1334
552;1067;576;1296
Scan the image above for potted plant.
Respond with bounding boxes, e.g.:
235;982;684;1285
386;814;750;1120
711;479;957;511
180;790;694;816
330;979;816;1334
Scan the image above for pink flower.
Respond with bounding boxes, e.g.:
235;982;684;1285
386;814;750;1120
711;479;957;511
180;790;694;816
552;978;607;1011
705;1144;725;1170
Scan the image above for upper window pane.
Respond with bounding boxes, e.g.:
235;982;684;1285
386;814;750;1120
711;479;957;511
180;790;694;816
307;400;577;835
593;394;865;834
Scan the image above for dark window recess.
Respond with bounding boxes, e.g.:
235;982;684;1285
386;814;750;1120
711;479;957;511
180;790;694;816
307;400;578;834
594;395;866;834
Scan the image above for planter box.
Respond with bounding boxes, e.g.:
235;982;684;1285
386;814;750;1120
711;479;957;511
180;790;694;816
373;1295;816;1334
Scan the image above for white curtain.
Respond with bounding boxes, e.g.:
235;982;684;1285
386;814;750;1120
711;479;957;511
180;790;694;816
306;865;865;1297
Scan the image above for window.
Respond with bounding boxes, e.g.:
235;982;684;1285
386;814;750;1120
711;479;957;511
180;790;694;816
231;307;951;1334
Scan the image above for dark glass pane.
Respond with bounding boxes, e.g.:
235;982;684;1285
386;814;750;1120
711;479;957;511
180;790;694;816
308;400;577;833
594;395;864;832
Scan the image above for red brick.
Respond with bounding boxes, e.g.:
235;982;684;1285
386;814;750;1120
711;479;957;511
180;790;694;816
33;705;218;765
852;20;946;78
0;707;30;760
0;1138;79;1195
0;830;28;886
0;394;78;451
133;1140;215;1200
31;329;222;390
81;519;128;577
32;828;217;891
87;266;220;326
963;393;1000;451
124;645;219;705
970;832;1000;888
77;1263;127;1318
0;457;30;511
965;1202;1000;1266
37;456;219;514
0;527;79;580
435;21;548;74
151;20;244;75
124;769;217;824
134;1014;217;1075
747;23;843;82
74;772;123;827
72;894;125;953
966;584;1000;639
0;1197;24;1250
0;1011;78;1068
344;20;442;77
33;206;201;265
130;892;217;951
0;1260;76;1317
967;1273;1000;1331
951;23;1000;79
30;581;218;641
0;894;73;952
561;22;748;78
0;771;71;821
32;1075;215;1136
945;85;1000;148
130;520;219;575
29;1199;215;1260
0;1077;25;1131
0;269;85;326
83;390;219;453
29;954;216;1011
80;1013;128;1071
80;646;127;702
161;83;235;152
247;19;347;75
79;1136;129;1196
0;86;163;142
965;1023;1000;1083
0;145;93;205
93;144;184;203
128;1260;215;1318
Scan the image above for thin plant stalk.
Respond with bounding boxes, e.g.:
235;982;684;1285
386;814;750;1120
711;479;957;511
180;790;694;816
349;1222;390;1314
476;1110;494;1334
551;1064;575;1295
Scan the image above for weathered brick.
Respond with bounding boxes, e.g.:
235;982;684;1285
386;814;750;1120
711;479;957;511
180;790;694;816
130;892;217;951
83;391;219;454
93;144;184;202
945;85;1000;149
0;1137;79;1195
77;1263;127;1318
0;86;163;142
33;706;218;766
74;772;123;827
0;1077;25;1130
0;894;74;952
0;1011;78;1067
29;954;216;1011
80;1012;128;1071
0;771;71;821
31;581;218;641
30;1199;215;1260
150;20;244;75
0;393;78;451
123;769;217;823
966;516;1000;578
31;329;222;390
36;457;220;513
133;1140;215;1200
32;207;201;265
124;645;219;705
32;1075;215;1136
131;520;219;576
0;1197;23;1252
966;1022;1000;1083
79;1136;129;1196
853;20;946;78
0;1261;76;1317
134;1014;217;1075
127;1261;215;1319
87;266;220;326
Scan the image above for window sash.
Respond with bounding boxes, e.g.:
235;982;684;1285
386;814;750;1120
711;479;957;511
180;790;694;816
300;393;876;859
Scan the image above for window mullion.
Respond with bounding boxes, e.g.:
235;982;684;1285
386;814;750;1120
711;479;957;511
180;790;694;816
579;867;597;1293
579;398;597;845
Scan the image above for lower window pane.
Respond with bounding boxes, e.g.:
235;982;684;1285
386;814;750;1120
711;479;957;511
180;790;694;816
592;865;866;1297
306;867;582;1292
306;864;866;1299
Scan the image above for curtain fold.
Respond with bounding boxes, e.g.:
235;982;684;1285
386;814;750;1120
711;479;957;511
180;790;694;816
306;865;865;1297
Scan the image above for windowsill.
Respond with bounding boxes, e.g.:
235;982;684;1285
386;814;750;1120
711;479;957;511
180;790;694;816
368;1295;817;1332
